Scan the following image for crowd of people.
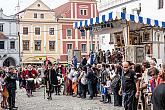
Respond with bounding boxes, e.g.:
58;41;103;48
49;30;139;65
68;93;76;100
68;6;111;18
0;53;165;110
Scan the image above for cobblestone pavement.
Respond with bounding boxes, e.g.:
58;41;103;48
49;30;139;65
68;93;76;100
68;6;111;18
15;88;124;110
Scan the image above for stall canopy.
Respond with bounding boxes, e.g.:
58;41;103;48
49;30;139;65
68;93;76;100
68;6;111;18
73;12;165;29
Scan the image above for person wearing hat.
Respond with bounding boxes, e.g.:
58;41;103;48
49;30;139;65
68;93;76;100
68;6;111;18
5;66;18;110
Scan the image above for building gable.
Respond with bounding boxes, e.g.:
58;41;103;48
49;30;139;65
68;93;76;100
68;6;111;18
26;0;51;11
19;0;56;21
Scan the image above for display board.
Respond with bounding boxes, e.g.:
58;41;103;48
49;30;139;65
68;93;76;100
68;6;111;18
125;45;145;63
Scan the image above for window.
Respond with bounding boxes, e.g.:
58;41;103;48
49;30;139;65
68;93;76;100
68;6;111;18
35;27;40;35
40;14;44;19
23;27;28;35
158;0;164;9
0;41;4;49
67;28;72;36
49;41;55;51
122;7;126;13
67;44;72;50
81;44;87;53
23;40;29;50
10;41;15;49
80;9;87;15
34;13;37;18
49;28;54;35
0;24;3;32
35;40;41;51
81;31;86;37
90;44;95;51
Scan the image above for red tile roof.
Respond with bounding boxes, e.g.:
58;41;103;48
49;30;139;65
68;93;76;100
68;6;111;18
53;2;71;18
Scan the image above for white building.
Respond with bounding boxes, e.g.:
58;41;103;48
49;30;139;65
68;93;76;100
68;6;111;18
96;0;165;62
0;9;19;66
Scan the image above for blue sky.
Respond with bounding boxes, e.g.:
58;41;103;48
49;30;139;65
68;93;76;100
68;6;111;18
0;0;68;16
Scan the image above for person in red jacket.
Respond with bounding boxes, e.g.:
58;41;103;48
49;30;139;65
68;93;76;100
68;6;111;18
21;66;27;88
25;65;36;97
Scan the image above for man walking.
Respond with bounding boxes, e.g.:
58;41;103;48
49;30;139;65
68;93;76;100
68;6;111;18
119;62;140;110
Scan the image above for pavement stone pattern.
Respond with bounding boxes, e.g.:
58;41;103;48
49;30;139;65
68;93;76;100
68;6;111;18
15;88;124;110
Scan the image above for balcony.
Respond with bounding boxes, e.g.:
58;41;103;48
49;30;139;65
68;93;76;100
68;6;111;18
98;0;133;12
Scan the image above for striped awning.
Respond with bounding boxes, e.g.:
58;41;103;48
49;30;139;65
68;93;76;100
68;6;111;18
73;12;165;29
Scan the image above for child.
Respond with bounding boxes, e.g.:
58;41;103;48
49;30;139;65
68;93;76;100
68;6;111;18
101;82;107;103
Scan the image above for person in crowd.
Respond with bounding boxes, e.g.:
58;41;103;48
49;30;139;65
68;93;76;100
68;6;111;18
5;66;18;110
106;50;111;64
119;62;140;110
81;57;87;67
152;63;165;110
51;64;59;95
111;64;122;107
148;60;159;77
96;64;102;95
89;51;95;65
72;68;78;97
92;65;99;97
25;65;35;97
31;66;38;91
86;64;95;100
72;56;78;68
44;64;53;100
134;64;143;109
105;76;112;103
77;67;82;98
63;67;69;95
21;67;27;89
100;82;107;103
140;61;151;110
101;64;108;83
111;49;116;64
149;69;158;94
98;49;103;64
110;64;116;78
0;70;8;109
67;66;74;95
79;66;87;99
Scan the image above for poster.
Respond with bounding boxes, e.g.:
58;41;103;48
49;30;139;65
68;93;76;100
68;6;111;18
136;47;145;63
73;50;81;63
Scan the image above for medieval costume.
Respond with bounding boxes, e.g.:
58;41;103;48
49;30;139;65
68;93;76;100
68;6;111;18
44;67;57;100
25;67;36;97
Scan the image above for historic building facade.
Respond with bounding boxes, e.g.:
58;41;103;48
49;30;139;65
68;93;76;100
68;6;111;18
18;0;59;65
97;0;165;62
54;0;98;63
0;8;19;66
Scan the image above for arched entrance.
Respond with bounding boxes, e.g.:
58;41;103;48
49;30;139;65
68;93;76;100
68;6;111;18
3;57;16;67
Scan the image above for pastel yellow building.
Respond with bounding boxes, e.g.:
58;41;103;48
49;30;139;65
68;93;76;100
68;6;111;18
18;0;60;65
